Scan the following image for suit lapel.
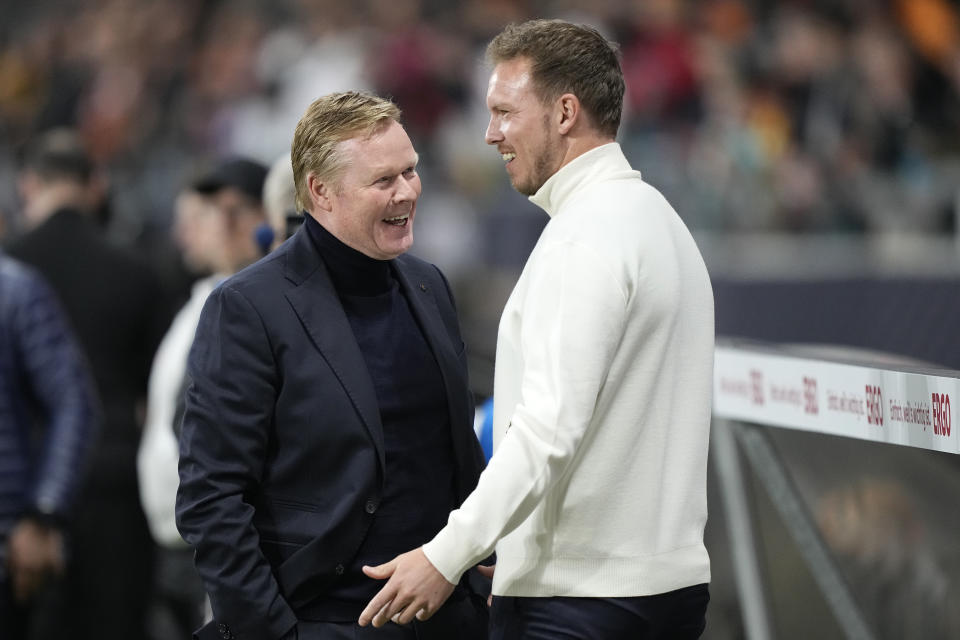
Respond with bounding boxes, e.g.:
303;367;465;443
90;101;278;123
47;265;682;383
282;230;386;470
393;262;474;491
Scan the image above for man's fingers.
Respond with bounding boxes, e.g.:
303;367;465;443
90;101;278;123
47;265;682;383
378;592;415;627
362;558;396;580
415;607;433;622
396;602;424;625
373;602;394;628
358;587;396;626
374;598;405;628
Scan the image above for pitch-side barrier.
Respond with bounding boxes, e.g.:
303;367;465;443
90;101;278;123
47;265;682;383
710;339;960;640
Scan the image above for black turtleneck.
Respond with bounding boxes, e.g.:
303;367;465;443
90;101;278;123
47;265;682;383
303;214;457;619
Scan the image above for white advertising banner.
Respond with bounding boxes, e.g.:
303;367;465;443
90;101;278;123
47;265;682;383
713;344;960;455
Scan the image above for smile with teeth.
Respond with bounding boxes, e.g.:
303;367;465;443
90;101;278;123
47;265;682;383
383;213;410;226
501;152;516;163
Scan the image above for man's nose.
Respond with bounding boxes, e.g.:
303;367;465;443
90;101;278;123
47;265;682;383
395;176;418;202
485;117;502;145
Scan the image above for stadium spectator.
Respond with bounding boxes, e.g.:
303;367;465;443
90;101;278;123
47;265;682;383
0;252;98;638
137;157;268;640
6;128;172;640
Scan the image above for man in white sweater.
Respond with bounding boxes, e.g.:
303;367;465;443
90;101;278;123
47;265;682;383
360;19;714;639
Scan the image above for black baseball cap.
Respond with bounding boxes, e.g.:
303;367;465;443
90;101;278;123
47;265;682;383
193;157;268;202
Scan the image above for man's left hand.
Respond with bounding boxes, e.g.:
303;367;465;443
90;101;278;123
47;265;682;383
358;548;455;627
7;518;64;603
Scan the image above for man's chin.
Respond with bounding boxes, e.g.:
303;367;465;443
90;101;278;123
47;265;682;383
512;179;538;197
377;237;414;260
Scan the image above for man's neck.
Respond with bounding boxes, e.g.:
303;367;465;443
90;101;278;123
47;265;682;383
556;134;615;174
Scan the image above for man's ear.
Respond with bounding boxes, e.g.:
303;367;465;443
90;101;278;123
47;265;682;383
307;173;333;212
557;93;580;135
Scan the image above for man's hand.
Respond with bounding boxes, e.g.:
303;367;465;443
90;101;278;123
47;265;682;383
358;547;455;627
6;518;65;603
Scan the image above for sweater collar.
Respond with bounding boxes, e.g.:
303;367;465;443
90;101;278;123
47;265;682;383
303;213;393;296
528;142;637;218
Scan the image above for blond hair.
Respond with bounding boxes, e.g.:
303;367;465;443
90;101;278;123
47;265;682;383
291;92;402;211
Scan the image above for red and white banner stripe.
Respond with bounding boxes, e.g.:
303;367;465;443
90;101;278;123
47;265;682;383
713;343;959;455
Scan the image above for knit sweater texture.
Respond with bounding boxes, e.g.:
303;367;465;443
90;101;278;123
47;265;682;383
423;143;714;597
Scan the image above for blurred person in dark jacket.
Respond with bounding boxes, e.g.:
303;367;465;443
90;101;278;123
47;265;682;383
0;252;98;638
5;128;173;640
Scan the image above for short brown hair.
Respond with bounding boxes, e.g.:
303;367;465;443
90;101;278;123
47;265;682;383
487;19;624;138
291;92;401;211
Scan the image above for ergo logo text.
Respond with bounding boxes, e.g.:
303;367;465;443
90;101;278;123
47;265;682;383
932;393;951;437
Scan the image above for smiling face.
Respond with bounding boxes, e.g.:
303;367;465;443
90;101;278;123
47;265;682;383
311;120;421;260
485;57;564;196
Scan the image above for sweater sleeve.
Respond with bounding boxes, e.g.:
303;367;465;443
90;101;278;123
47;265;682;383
423;239;628;583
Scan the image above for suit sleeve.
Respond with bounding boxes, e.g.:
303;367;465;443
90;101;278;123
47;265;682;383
176;284;297;640
422;239;628;583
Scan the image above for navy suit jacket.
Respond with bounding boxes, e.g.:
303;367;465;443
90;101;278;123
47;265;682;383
176;227;486;640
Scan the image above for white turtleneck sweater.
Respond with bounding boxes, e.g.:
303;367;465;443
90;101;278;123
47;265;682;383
423;143;714;597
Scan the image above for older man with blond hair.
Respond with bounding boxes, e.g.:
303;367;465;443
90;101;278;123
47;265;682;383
176;92;489;640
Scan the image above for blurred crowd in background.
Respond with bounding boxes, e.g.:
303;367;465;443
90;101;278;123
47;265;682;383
3;0;960;243
3;1;960;638
3;0;960;386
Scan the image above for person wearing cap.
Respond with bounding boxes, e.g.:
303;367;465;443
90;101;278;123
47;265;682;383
137;157;268;638
176;91;489;640
190;157;270;277
6;128;173;640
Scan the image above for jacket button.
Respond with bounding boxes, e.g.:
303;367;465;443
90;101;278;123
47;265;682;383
335;563;345;575
218;623;232;639
365;499;378;514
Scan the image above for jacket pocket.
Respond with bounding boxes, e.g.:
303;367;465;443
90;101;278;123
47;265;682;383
260;538;303;565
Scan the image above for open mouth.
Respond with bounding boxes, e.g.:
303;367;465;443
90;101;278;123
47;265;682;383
501;152;516;164
383;214;410;227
